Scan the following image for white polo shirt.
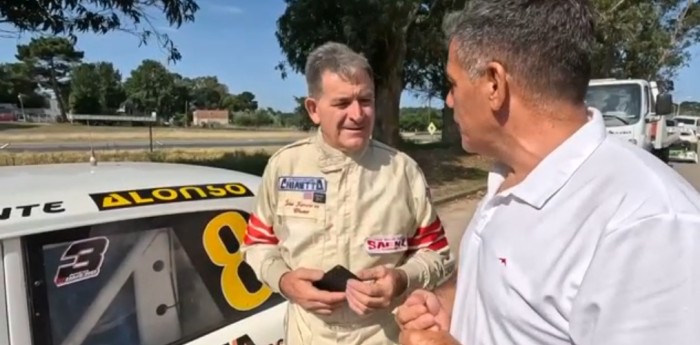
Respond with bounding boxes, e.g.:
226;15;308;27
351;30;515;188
450;109;700;345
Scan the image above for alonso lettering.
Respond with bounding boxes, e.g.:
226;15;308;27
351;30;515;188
89;183;254;210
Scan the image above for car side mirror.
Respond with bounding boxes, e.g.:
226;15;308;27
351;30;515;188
656;93;674;115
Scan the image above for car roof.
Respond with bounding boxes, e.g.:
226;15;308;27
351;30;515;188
0;161;262;239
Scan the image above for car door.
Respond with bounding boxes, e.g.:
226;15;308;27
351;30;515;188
21;209;287;345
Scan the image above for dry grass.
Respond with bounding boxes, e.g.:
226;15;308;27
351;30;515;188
0;122;310;142
405;145;492;200
0;143;489;198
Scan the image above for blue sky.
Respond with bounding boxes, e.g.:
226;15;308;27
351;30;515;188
0;0;698;112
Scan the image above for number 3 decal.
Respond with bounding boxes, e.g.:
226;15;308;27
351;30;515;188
202;211;273;311
54;237;110;287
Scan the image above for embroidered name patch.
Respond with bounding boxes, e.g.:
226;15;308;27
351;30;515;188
365;235;408;254
277;176;327;192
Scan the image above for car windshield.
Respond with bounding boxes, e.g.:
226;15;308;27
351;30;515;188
23;210;285;345
585;83;642;127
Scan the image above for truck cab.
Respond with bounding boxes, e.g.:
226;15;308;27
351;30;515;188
586;78;676;162
0;162;286;345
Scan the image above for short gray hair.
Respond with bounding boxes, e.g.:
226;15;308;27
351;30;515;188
443;0;595;103
304;42;374;97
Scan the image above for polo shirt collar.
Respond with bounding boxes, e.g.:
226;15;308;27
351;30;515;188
488;107;607;209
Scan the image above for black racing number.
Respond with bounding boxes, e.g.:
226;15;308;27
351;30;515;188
53;237;110;287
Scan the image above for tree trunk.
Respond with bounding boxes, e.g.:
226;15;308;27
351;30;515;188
441;106;461;146
374;69;403;147
48;60;68;122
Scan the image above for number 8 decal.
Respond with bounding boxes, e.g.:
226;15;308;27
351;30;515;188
202;211;273;311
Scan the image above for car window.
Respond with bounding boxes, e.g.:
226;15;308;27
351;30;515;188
22;209;285;345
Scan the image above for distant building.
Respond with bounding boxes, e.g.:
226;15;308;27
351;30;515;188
0;103;18;122
192;110;229;126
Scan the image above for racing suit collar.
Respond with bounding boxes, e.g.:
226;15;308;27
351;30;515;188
313;128;370;169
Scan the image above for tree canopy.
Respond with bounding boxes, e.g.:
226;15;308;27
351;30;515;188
0;0;199;62
275;0;700;146
1;37;262;126
276;0;464;146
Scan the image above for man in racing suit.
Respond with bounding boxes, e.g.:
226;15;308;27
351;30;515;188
241;41;455;345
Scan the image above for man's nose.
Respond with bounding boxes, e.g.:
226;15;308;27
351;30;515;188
348;100;364;120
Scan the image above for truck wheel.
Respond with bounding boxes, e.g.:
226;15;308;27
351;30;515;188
654;147;670;164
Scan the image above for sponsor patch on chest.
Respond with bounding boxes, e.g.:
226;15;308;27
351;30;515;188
277;176;327;192
278;197;324;219
365;235;408;254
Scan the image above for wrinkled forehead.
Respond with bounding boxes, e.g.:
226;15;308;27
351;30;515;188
320;70;374;98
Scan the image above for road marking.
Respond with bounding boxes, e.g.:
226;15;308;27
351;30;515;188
0;143;9;150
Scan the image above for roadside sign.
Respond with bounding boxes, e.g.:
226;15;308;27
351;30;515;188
427;122;437;135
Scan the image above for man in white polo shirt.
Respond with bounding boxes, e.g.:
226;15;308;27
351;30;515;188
395;0;700;344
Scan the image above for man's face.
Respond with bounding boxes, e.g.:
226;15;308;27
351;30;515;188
305;70;375;153
444;40;504;154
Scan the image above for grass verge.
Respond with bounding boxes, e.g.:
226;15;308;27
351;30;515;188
0;144;490;198
0;122;310;142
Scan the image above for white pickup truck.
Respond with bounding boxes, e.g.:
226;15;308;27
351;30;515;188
0;161;286;345
586;78;677;163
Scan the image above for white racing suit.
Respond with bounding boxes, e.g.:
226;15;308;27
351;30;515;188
241;130;455;344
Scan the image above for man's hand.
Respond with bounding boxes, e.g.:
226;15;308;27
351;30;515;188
395;289;450;331
279;268;346;315
399;329;460;345
345;265;407;315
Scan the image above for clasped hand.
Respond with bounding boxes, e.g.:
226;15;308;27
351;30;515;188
279;265;407;316
346;265;407;315
395;290;458;345
278;268;346;315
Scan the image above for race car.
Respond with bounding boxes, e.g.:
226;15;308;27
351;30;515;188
0;161;287;345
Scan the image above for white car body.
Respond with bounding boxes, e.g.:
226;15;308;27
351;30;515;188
0;161;287;345
673;115;700;138
669;126;699;163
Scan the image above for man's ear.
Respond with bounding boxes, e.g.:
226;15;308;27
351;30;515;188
484;61;508;112
304;97;321;125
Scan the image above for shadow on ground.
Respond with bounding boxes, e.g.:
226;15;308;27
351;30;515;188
0;123;42;131
402;142;490;186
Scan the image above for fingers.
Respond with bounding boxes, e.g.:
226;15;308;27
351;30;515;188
302;292;346;315
404;313;439;331
346;284;387;312
396;303;429;326
306;289;346;305
404;292;428;306
356;265;387;281
424;292;442;315
347;290;371;315
346;278;382;296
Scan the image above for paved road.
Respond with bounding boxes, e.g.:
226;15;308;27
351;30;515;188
436;161;700;261
0;133;440;152
0;139;300;152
